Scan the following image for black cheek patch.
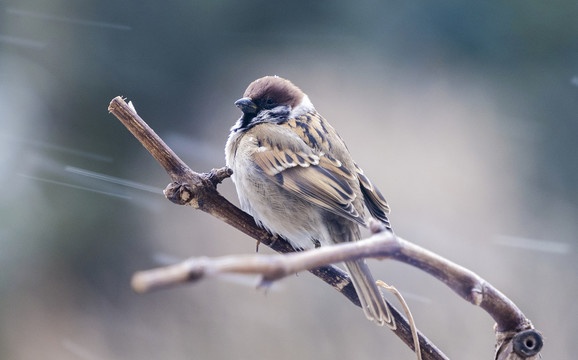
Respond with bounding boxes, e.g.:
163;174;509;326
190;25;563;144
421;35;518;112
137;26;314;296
240;113;256;129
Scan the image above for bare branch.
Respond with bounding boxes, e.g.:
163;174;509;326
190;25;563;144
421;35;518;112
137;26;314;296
108;97;190;180
131;226;532;335
109;96;543;360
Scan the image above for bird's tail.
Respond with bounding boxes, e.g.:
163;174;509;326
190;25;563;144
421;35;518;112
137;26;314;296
344;260;394;328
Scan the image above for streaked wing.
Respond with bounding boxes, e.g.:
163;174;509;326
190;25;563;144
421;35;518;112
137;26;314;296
283;111;392;228
284;113;333;152
250;124;366;226
355;163;391;227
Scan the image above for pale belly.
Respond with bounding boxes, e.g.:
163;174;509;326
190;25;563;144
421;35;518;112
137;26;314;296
231;167;333;250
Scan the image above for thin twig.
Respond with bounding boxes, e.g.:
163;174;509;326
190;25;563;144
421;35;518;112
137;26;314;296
377;280;422;360
109;96;445;359
109;96;543;360
131;227;532;334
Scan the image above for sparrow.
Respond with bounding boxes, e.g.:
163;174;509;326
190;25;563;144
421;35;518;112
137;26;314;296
225;76;393;327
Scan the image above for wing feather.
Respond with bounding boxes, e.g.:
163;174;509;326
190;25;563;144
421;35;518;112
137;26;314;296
355;163;391;227
249;125;365;226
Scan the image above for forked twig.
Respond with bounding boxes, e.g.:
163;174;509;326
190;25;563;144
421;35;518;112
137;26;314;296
108;96;542;360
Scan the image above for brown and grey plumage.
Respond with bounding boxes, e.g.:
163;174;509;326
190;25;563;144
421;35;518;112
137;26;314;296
225;76;393;326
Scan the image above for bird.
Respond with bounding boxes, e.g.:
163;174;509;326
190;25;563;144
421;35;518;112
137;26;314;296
225;75;393;327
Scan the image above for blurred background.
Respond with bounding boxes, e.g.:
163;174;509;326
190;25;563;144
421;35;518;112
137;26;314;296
1;1;576;359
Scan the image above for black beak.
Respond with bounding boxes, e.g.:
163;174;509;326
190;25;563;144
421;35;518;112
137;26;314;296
235;97;258;114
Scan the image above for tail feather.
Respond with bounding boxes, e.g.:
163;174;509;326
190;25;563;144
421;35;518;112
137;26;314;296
344;260;394;328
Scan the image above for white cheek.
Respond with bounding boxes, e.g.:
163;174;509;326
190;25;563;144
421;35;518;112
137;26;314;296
290;94;315;118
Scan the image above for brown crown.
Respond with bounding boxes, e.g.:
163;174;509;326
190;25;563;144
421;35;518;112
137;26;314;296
243;76;304;109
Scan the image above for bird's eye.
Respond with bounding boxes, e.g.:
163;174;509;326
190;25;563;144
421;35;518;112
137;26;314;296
264;98;276;108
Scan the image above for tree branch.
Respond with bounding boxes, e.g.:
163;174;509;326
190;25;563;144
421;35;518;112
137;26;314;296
108;96;543;360
131;226;531;334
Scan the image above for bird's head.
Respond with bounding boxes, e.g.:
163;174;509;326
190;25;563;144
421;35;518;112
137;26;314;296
233;76;313;131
